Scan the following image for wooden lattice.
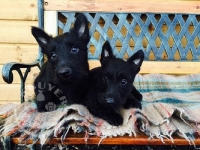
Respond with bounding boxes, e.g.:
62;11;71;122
58;12;200;61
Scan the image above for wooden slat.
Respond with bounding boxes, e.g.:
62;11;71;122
12;132;200;145
1;60;199;104
1;60;198;84
44;0;200;14
0;0;37;20
0;44;38;64
44;11;58;36
141;61;200;74
0;84;34;102
0;20;38;44
2;60;198;87
88;60;200;74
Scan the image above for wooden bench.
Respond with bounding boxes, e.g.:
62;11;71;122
2;0;200;149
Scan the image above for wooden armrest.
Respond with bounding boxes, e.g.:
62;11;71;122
12;131;200;145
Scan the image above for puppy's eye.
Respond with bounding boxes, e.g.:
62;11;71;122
71;46;79;53
50;52;57;60
121;79;127;85
103;76;108;82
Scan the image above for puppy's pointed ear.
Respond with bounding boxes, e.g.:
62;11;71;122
127;50;144;72
100;41;114;63
74;13;90;41
31;26;52;54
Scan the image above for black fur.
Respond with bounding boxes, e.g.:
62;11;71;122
86;41;144;126
32;14;90;112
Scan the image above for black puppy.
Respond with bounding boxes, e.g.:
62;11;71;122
86;41;144;126
32;14;90;112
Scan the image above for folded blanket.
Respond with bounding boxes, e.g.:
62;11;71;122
1;74;200;147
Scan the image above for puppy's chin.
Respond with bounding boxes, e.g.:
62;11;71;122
57;76;73;83
56;74;79;83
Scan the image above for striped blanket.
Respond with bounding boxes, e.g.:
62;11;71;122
1;74;200;147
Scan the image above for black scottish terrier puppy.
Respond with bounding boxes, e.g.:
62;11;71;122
32;14;90;112
86;41;144;126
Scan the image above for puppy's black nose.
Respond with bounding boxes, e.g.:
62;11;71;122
105;98;114;104
59;68;71;78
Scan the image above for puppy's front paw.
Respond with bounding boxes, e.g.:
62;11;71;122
123;97;142;109
135;92;143;101
107;113;123;126
132;87;143;101
133;99;142;109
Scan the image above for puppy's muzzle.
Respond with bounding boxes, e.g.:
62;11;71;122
59;68;72;78
105;98;114;104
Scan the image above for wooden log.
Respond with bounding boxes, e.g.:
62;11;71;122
0;0;37;20
44;0;200;14
0;84;34;103
0;20;38;44
0;44;38;64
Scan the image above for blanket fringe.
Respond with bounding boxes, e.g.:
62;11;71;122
0;101;199;148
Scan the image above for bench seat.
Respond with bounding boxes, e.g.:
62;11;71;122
12;131;200;146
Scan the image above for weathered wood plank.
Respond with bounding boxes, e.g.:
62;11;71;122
44;0;200;14
88;60;200;74
0;0;37;20
0;20;38;44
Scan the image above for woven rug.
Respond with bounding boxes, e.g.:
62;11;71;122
1;74;200;147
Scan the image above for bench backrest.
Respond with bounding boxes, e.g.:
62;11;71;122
41;0;200;74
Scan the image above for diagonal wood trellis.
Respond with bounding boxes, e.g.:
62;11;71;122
58;12;200;61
